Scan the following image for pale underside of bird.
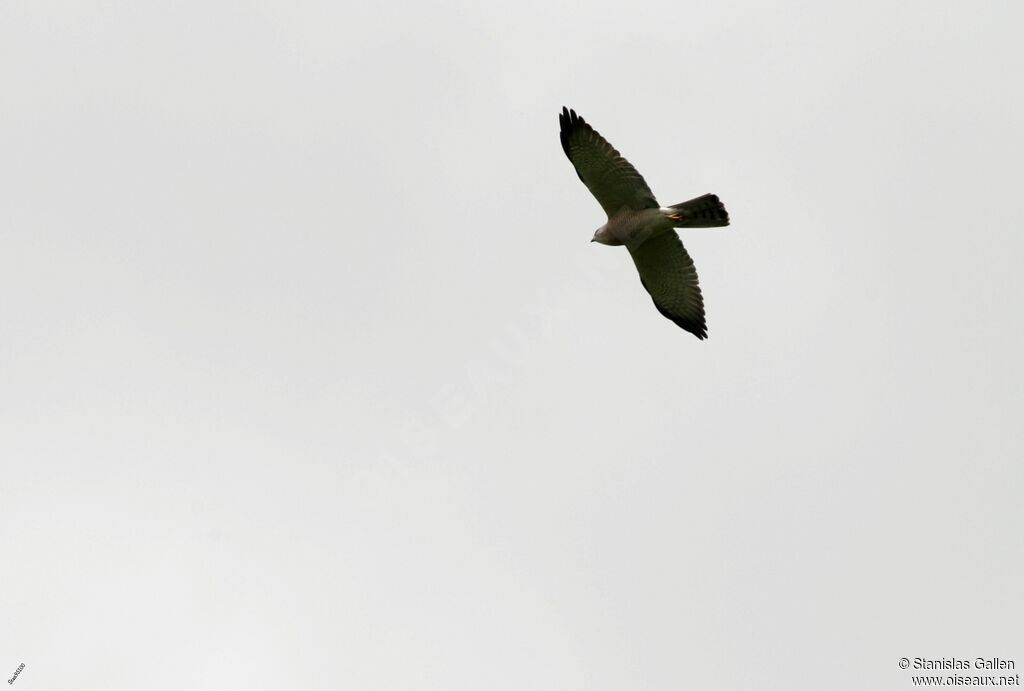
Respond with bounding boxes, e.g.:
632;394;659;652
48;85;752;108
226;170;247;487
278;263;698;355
559;107;730;339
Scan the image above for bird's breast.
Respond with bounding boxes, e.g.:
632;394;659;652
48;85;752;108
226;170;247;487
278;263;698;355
607;208;672;247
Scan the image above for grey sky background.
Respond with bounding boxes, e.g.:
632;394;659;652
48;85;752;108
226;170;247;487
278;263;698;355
2;1;1023;689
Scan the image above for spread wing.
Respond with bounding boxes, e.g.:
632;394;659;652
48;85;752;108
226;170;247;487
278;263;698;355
628;231;707;339
559;107;658;217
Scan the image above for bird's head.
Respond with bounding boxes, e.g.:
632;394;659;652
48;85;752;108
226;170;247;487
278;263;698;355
592;224;622;246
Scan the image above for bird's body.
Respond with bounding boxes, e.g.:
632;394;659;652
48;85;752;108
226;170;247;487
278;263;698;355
559;107;730;339
594;207;673;247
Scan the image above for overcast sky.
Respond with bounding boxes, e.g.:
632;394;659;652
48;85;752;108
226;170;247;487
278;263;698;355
2;1;1023;689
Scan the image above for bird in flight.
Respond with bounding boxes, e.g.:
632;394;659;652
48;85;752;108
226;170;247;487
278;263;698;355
559;107;730;339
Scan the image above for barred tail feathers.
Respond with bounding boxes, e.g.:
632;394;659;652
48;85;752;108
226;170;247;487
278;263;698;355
665;194;730;228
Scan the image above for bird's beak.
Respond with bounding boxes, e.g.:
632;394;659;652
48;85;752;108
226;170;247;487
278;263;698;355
590;238;596;243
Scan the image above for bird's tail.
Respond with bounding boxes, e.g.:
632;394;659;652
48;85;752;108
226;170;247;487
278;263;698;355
664;194;730;228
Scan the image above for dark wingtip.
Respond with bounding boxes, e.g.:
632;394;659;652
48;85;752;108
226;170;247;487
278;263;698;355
654;302;708;339
559;108;587;136
640;277;708;340
559;107;588;182
559;107;571;157
559;106;581;158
